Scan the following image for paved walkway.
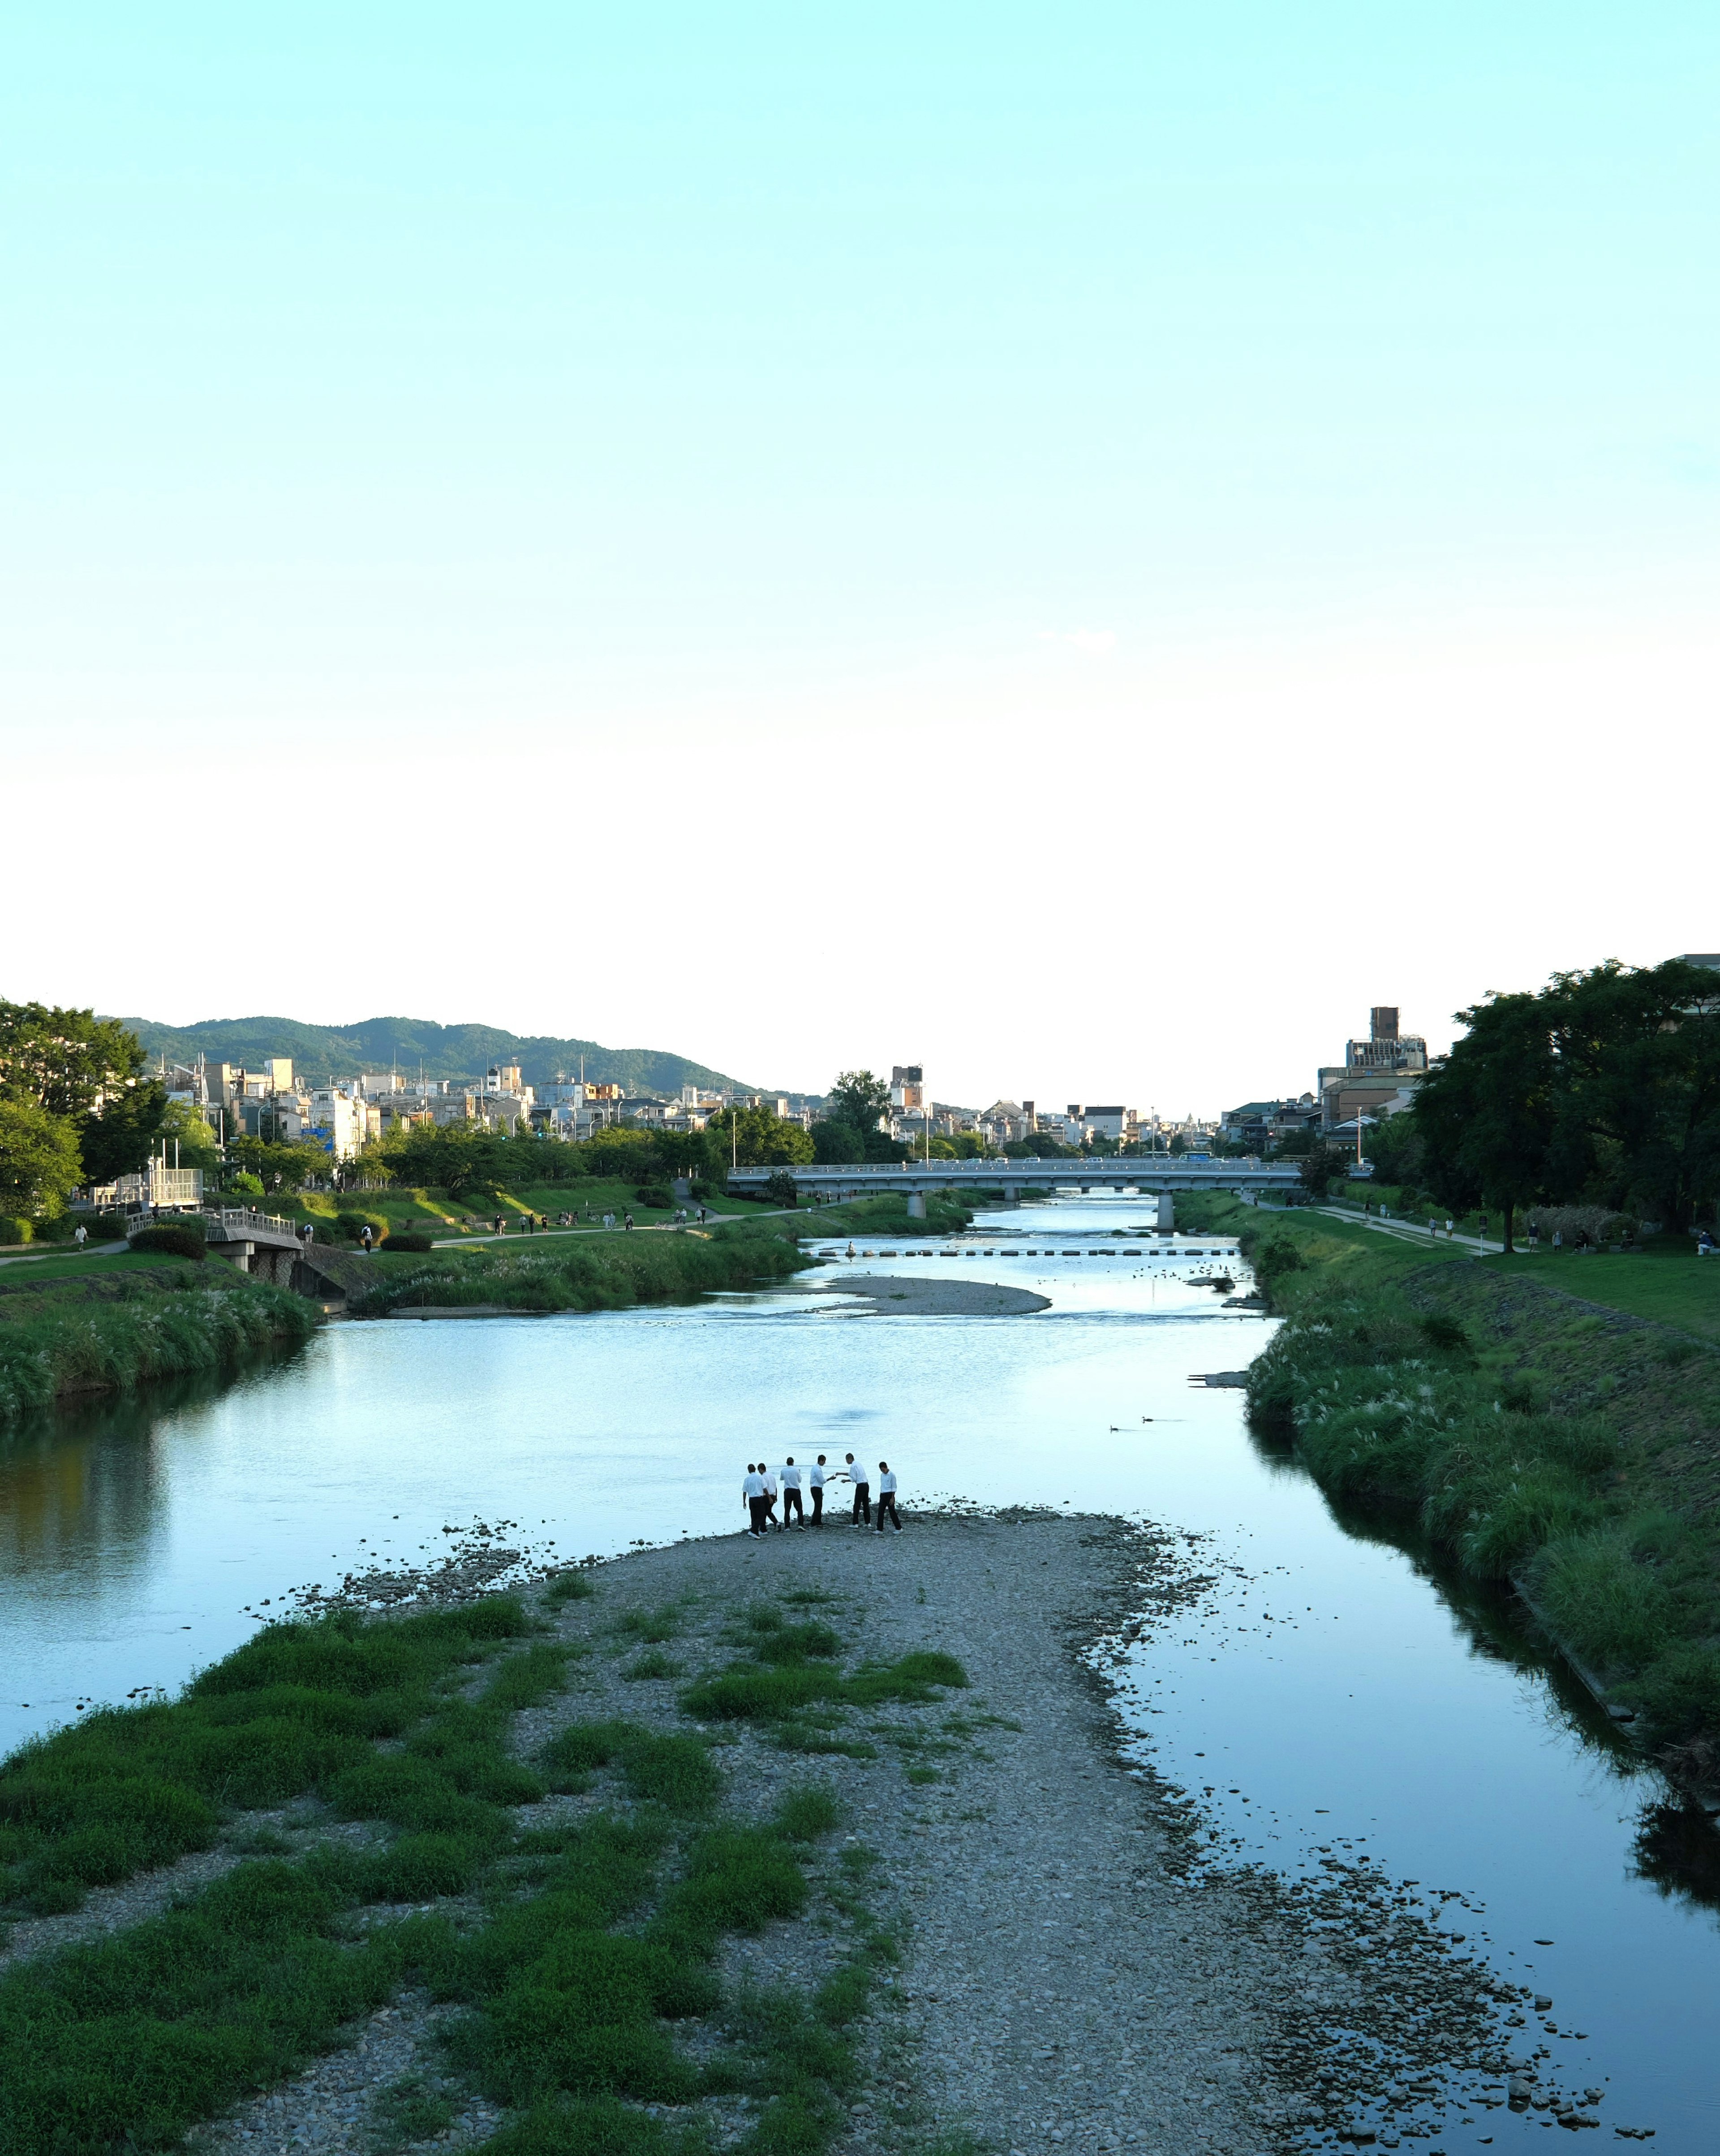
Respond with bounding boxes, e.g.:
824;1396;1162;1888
1242;1195;1507;1257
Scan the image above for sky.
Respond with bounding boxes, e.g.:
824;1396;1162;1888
4;5;1717;1111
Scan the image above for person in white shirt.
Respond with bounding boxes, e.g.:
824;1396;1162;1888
845;1452;871;1527
780;1457;804;1528
875;1462;901;1533
808;1455;828;1527
742;1464;768;1538
761;1463;780;1531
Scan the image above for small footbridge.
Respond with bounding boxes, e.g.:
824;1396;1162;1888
126;1209;369;1300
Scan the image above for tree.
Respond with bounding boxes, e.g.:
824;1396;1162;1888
811;1119;865;1164
1412;990;1556;1250
78;1078;173;1186
826;1071;890;1136
1543;961;1720;1231
706;1106;815;1169
0;1099;84;1219
226;1136;329;1191
0;1002;146;1119
1296;1147;1350;1203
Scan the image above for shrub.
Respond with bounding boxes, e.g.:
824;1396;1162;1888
229;1172;266;1198
127;1224;206;1261
0;1217;30;1246
545;1570;595;1604
634;1185;674;1210
1249;1235;1304;1288
384;1231;434;1254
762;1171;800;1207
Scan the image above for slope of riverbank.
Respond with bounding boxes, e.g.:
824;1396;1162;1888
1179;1192;1720;1774
345;1218;813;1318
0;1260;317;1425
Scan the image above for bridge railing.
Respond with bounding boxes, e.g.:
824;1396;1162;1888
210;1207;304;1243
725;1158;1305;1181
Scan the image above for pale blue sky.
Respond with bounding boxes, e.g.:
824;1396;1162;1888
5;8;1718;1103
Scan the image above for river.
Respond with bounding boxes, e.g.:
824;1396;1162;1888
1;1195;1716;2148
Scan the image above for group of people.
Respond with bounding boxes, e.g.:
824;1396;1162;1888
741;1454;902;1537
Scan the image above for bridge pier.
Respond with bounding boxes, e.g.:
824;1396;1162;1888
906;1192;927;1219
1157;1192;1174;1233
1003;1183;1018;1203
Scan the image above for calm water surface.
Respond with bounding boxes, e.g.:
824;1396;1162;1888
1;1197;1716;2147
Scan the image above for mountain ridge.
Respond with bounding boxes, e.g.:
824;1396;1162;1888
115;1014;758;1099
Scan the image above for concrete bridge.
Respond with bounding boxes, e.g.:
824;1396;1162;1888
127;1206;307;1283
725;1156;1346;1216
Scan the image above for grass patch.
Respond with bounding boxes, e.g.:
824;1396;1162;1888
612;1605;686;1645
546;1571;596;1605
0;1598;534;1914
541;1723;722;1815
680;1607;967;1769
372;2072;458;2151
623;1652;682;1683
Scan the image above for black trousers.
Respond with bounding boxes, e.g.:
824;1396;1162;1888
811;1485;824;1524
852;1485;871;1525
876;1493;900;1532
748;1497;769;1535
783;1487;804;1524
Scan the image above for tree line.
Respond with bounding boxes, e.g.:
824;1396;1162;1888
1385;960;1720;1247
0;1003;221;1223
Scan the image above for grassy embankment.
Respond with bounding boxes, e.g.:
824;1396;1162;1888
0;1257;317;1427
797;1192;975;1240
1181;1192;1720;1773
0;1577;970;2156
345;1218;816;1317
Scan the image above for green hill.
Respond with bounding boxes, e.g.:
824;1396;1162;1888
117;1014;754;1098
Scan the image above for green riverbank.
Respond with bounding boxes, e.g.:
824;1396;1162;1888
1179;1193;1720;1776
346;1218;814;1318
0;1261;318;1426
0;1566;968;2156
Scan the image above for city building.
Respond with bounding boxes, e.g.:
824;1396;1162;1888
1066;1103;1134;1145
890;1065;924;1112
1218;1096;1322;1149
1318;1006;1427;1130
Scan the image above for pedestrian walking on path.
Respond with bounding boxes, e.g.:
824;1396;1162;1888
761;1461;780;1529
845;1452;871;1526
780;1457;804;1528
809;1455;827;1526
742;1463;768;1539
875;1462;902;1533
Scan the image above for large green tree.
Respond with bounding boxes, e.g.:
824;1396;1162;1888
706;1105;814;1169
0;1001;145;1118
0;1100;84;1219
826;1070;891;1136
1544;960;1720;1230
1413;989;1557;1250
78;1078;174;1186
1411;960;1720;1239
